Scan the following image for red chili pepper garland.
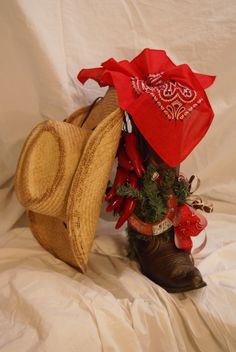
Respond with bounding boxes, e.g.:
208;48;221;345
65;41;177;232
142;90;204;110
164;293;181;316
113;197;124;215
104;128;207;253
115;173;139;229
124;133;145;178
105;167;129;202
117;147;134;171
106;195;124;213
115;198;137;229
105;130;144;228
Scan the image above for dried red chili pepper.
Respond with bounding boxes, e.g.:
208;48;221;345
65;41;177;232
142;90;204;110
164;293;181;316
114;198;124;215
117;147;134;171
105;167;129;202
124;133;145;178
106;195;124;212
115;173;138;229
128;172;138;188
115;198;137;229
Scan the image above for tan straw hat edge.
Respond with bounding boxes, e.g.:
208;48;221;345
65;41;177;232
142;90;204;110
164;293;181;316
16;121;94;219
28;211;84;270
65;105;90;125
67;108;124;267
16;88;123;273
15;121;65;209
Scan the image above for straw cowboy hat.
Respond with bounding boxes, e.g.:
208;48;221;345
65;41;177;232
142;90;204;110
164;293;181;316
15;88;124;272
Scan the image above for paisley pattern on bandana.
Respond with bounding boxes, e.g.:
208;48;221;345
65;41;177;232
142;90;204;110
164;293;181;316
78;48;215;166
131;73;203;120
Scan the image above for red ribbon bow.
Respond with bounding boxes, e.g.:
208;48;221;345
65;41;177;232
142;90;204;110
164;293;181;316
174;204;207;252
78;48;215;167
127;200;207;252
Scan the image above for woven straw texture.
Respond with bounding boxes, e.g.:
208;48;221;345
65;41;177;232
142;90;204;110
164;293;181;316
16;88;123;272
67;108;123;271
28;109;123;271
66;88;118;129
66;105;90;126
15;120;91;219
28;211;78;268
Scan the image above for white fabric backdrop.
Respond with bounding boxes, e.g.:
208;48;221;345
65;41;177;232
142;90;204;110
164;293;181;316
0;1;236;351
0;0;236;234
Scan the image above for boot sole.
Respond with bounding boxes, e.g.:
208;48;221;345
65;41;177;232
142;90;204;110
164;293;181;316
163;281;207;293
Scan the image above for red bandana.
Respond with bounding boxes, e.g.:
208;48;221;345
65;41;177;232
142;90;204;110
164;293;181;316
78;49;215;167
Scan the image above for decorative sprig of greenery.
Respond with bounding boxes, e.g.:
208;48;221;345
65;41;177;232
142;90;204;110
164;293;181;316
116;164;182;224
115;163;190;258
173;177;190;204
116;184;144;203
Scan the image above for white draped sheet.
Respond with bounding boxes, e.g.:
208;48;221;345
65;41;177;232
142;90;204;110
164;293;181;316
1;215;236;351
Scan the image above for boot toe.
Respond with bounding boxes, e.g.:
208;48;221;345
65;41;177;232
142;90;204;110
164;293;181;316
133;233;207;293
162;267;207;293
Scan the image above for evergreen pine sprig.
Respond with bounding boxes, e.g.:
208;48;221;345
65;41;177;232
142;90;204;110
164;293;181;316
160;168;176;192
173;177;190;204
116;184;144;203
115;163;190;259
115;164;190;224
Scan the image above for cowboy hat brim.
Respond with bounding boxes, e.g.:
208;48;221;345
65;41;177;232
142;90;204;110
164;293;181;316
26;89;123;272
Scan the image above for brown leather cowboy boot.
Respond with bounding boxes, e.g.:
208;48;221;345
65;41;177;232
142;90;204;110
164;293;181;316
129;229;206;293
127;142;206;293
